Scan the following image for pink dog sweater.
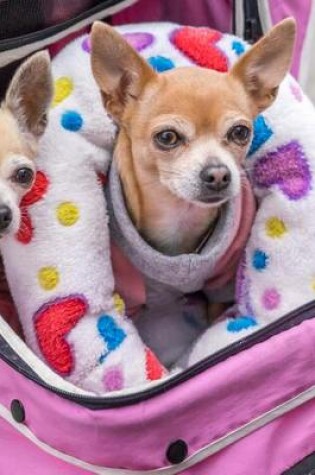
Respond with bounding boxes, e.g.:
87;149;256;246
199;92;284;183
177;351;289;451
107;163;256;366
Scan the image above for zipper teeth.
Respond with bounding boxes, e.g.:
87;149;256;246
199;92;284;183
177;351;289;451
0;0;120;51
1;300;315;408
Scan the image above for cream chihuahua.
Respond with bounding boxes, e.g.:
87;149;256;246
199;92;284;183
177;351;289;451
0;52;52;236
91;19;295;257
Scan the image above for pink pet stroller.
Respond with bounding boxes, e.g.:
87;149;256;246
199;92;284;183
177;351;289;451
1;1;315;474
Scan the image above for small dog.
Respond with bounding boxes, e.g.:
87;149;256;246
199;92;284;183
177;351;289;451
91;20;296;365
0;51;52;336
91;19;295;255
0;52;52;236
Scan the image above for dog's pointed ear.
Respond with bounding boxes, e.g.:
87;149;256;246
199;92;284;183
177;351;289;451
230;18;296;114
4;51;53;137
91;22;156;122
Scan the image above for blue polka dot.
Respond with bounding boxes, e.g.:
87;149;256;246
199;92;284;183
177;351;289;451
232;40;246;56
227;315;257;332
252;249;269;271
248;115;273;156
148;56;175;72
97;315;126;364
61;110;83;132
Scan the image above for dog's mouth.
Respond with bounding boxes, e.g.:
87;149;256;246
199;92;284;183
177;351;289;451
196;193;230;206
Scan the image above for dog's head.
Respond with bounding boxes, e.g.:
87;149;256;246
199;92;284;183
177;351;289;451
91;20;295;220
0;51;53;235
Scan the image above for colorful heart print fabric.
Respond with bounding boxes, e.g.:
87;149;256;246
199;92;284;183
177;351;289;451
1;21;314;387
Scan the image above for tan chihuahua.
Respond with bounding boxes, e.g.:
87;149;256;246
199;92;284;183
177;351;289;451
0;52;52;235
91;19;295;256
90;20;296;366
0;52;52;337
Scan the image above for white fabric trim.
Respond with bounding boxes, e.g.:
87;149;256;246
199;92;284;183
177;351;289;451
0;0;138;68
298;0;315;100
1;385;315;474
257;0;273;33
234;0;244;38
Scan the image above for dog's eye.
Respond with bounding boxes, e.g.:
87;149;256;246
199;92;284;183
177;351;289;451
154;130;182;149
13;167;34;187
227;125;251;145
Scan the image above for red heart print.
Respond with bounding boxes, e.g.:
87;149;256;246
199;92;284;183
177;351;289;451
16;171;50;244
145;348;165;381
171;27;228;72
34;295;88;375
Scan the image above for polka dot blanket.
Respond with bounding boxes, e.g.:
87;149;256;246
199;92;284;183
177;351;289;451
1;22;314;393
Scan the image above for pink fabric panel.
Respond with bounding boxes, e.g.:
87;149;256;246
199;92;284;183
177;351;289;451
1;398;315;474
268;0;312;78
0;317;315;470
112;0;232;32
185;397;315;474
0;417;88;475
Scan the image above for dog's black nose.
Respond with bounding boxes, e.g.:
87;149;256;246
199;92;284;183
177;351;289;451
200;165;231;191
0;205;12;231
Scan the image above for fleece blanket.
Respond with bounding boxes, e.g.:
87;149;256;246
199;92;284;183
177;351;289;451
1;22;315;393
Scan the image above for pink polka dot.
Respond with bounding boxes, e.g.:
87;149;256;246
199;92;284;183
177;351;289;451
81;32;153;54
82;36;90;53
290;82;303;102
262;288;281;310
123;32;154;51
103;366;124;391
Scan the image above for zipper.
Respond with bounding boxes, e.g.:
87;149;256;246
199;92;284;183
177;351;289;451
282;450;315;474
1;300;315;409
232;0;237;36
243;0;263;43
0;0;124;52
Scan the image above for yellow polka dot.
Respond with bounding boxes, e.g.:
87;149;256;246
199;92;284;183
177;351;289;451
52;77;73;107
38;267;59;291
57;202;80;226
113;293;125;315
265;217;287;238
311;280;315;292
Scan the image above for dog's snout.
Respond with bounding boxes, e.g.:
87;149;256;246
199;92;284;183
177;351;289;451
0;205;12;231
200;165;231;191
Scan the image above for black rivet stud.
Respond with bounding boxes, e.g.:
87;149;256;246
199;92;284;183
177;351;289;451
166;439;188;464
10;399;25;423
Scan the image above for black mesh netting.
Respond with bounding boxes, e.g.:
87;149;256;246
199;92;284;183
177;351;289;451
0;0;124;97
0;0;104;40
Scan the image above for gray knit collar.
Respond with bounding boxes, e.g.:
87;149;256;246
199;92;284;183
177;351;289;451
106;162;239;293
